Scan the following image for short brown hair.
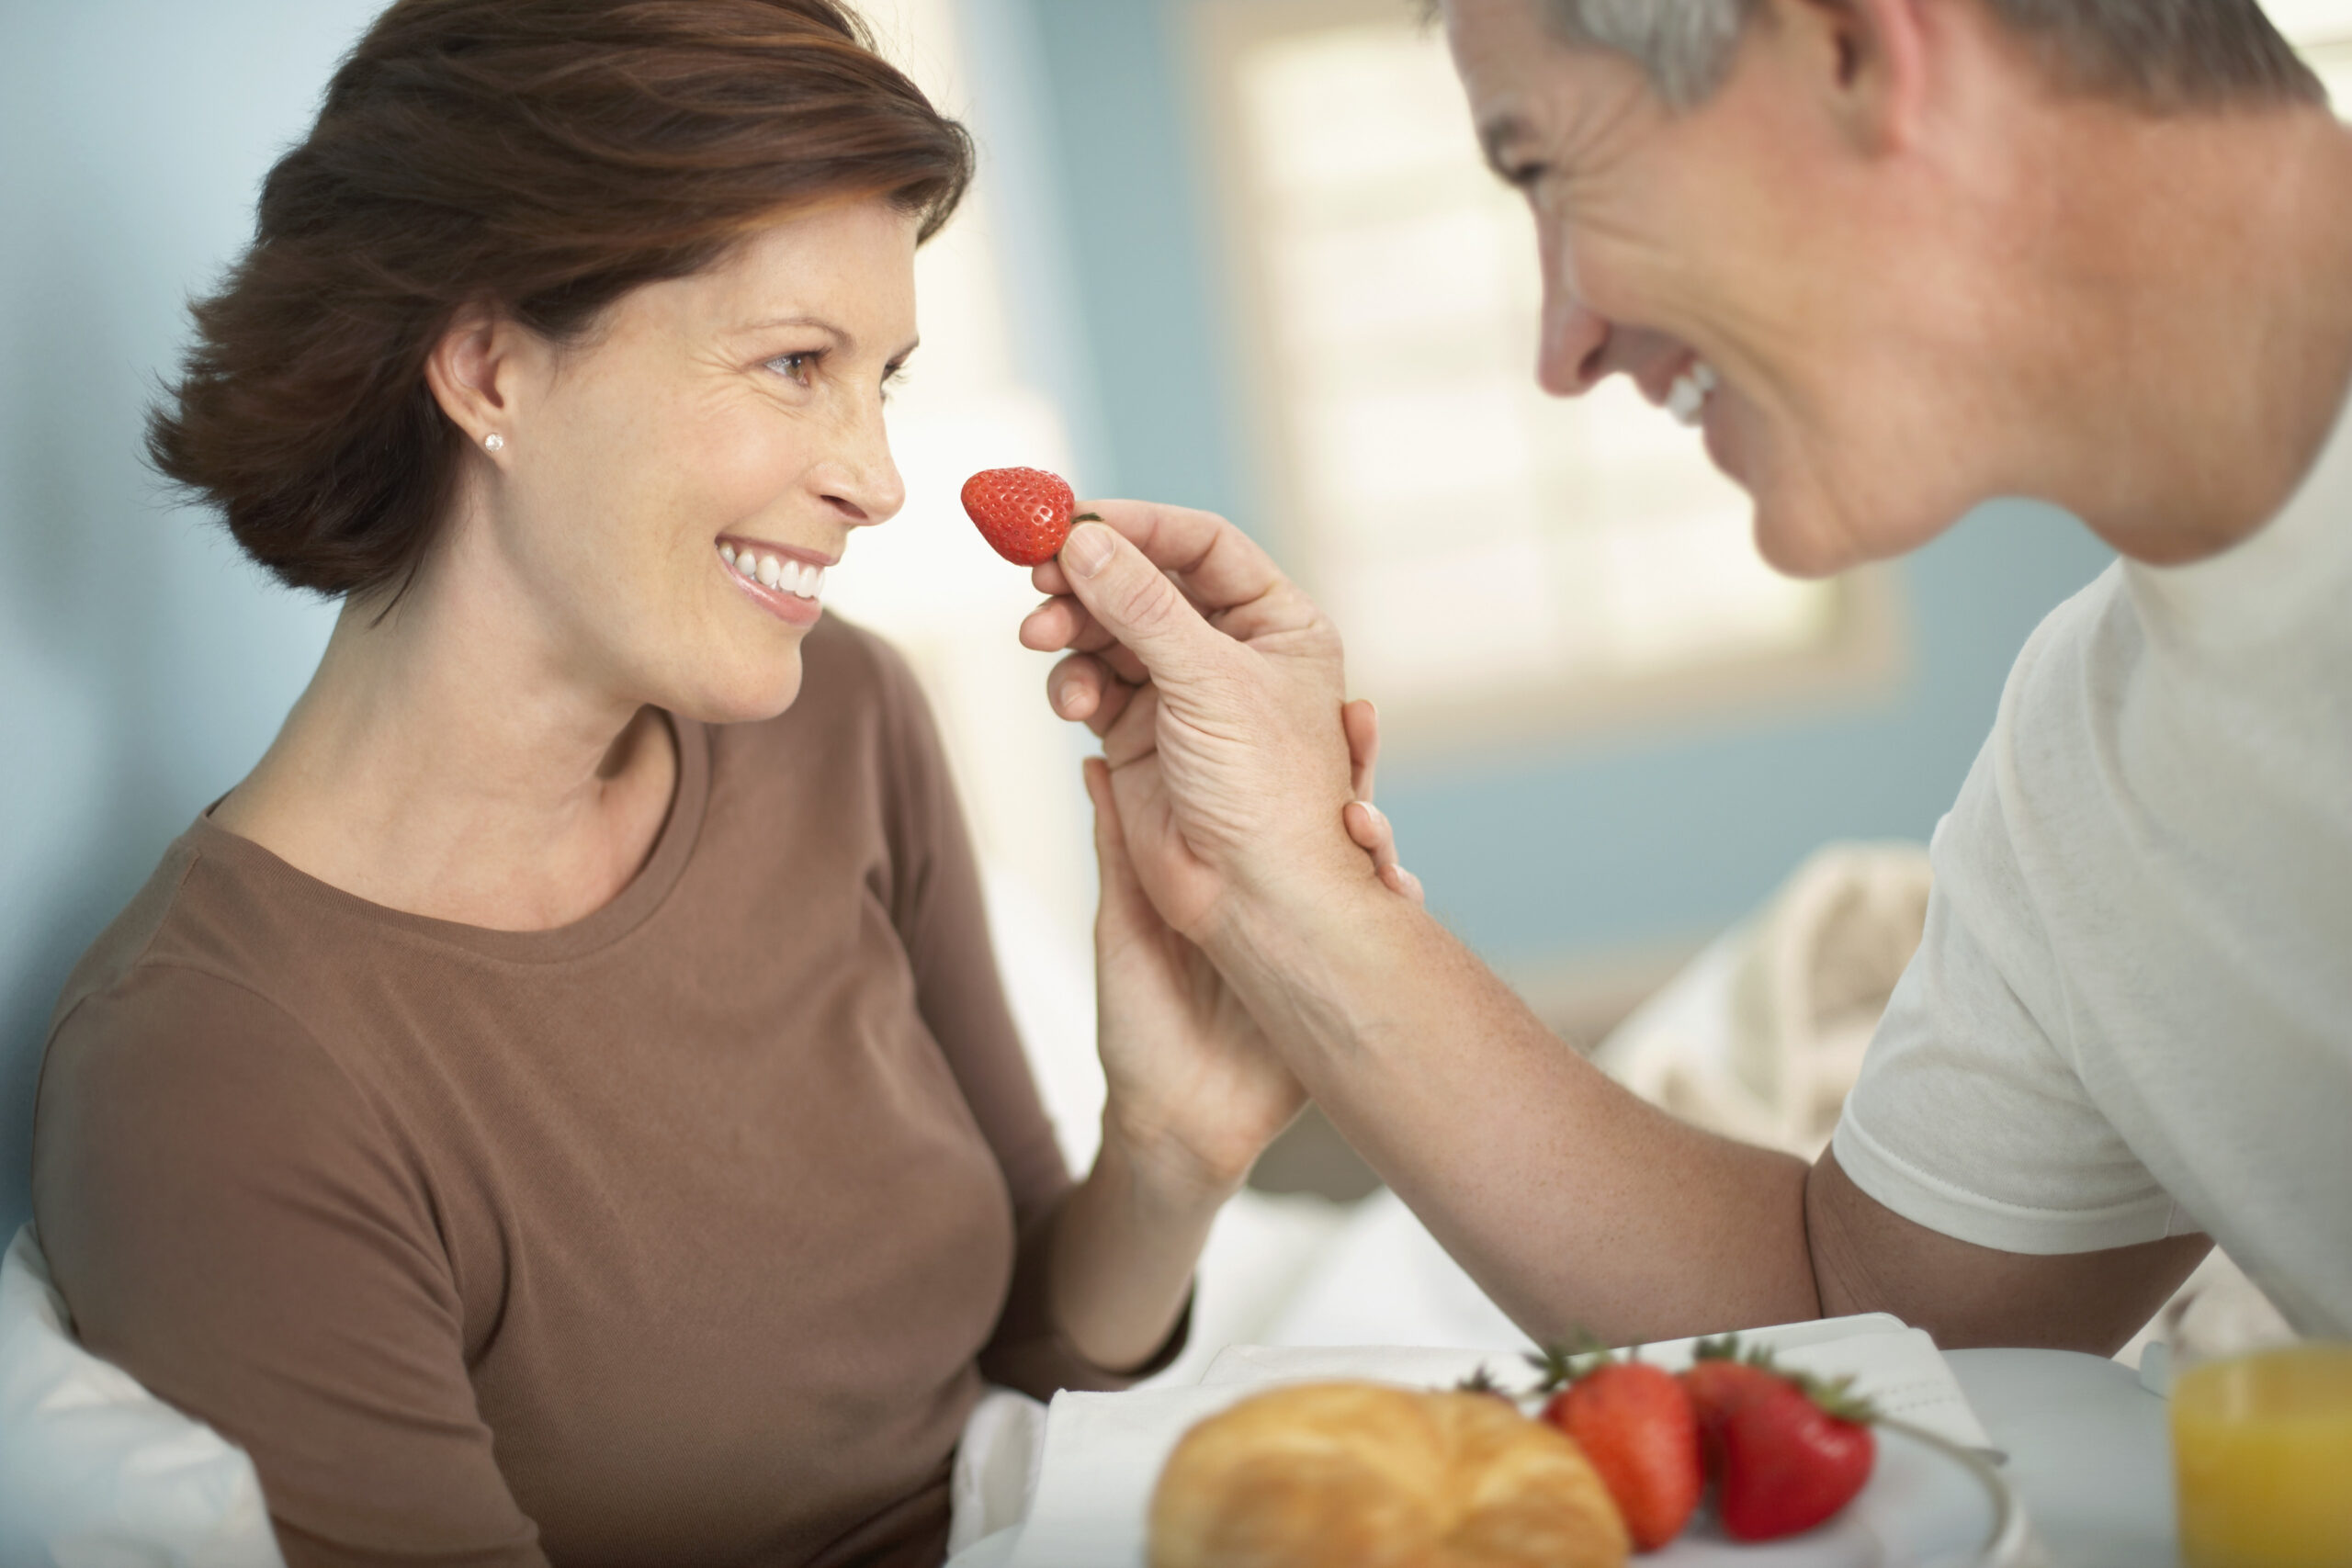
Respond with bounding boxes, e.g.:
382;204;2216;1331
149;0;974;599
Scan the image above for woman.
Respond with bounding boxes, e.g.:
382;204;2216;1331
28;2;1386;1562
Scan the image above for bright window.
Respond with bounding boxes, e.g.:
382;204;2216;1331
1193;2;1901;754
2269;0;2352;106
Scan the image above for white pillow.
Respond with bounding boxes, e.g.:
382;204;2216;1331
0;1224;285;1567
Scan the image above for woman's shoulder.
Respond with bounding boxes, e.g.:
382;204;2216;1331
38;828;379;1154
52;818;345;1009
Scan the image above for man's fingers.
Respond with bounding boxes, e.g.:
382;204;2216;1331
1048;654;1144;738
1057;523;1229;687
1032;558;1073;598
1099;679;1163;771
1341;698;1381;803
1020;595;1087;653
1079;500;1325;634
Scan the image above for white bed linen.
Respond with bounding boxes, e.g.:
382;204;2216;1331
0;1224;285;1568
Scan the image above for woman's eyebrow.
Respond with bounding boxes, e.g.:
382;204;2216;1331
737;313;849;344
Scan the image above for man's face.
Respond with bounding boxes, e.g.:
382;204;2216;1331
1444;0;1997;576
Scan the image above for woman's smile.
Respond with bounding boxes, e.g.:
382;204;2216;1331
718;536;831;627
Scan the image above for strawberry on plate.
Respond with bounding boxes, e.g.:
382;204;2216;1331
1534;1346;1702;1551
960;467;1099;566
1684;1337;1878;1543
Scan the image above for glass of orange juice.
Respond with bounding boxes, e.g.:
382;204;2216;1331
2172;1336;2352;1568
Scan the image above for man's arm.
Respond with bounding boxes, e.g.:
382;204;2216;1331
1028;503;2208;1350
1808;1142;2212;1352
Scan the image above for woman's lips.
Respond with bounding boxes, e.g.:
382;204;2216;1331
718;540;824;626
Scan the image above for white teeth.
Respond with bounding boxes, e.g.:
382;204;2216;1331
1693;362;1718;394
1667;371;1708;427
721;543;829;601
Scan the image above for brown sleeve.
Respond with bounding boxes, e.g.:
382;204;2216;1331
31;965;548;1568
864;637;1190;1394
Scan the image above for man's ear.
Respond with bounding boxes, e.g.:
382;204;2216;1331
423;307;525;452
1768;0;1932;154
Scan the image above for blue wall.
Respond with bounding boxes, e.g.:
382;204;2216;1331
0;2;372;1231
1021;0;2117;967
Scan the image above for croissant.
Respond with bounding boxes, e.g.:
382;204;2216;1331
1148;1382;1629;1568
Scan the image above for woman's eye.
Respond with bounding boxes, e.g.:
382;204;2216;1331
766;352;818;385
881;365;910;401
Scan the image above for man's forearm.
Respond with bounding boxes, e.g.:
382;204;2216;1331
1208;874;1823;1345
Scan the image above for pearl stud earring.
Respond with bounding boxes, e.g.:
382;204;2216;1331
483;433;505;452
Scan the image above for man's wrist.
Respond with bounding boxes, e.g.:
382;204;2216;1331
1198;855;1401;1027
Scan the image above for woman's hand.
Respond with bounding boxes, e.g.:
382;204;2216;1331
1085;754;1303;1198
1086;699;1419;1198
1042;684;1422;1373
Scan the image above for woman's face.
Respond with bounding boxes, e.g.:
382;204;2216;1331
472;198;918;723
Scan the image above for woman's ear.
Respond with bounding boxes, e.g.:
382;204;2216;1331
422;307;526;453
1770;0;1934;155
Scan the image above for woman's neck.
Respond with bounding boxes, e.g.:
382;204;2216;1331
214;535;680;932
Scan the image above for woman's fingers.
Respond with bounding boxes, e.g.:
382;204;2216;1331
1344;798;1420;905
1341;698;1381;803
1083;756;1149;924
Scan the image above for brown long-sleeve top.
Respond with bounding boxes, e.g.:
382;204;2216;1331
30;618;1171;1568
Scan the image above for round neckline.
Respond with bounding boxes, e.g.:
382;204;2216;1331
187;713;713;965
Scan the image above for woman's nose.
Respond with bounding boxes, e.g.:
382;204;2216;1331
820;400;907;527
1537;286;1613;398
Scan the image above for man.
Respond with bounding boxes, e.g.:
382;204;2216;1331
1019;0;2352;1351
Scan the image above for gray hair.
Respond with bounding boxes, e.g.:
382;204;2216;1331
1542;0;2326;111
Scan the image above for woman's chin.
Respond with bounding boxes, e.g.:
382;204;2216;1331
667;658;806;727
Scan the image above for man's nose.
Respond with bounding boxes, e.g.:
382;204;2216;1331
1537;288;1613;398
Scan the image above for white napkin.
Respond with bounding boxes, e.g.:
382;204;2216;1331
1002;1314;1993;1568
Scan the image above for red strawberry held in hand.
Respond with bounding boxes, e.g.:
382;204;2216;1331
960;468;1100;567
1532;1345;1702;1551
1685;1337;1877;1543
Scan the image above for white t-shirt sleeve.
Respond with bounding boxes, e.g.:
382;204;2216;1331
1842;389;2350;1326
1832;589;2198;1256
1833;840;2186;1256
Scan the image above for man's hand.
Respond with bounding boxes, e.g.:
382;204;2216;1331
1021;500;1373;941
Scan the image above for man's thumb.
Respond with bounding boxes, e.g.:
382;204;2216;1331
1060;523;1218;684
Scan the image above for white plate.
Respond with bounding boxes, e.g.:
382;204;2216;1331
989;1385;2027;1568
1645;1418;2026;1566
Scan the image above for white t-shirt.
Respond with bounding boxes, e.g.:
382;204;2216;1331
1834;390;2352;1338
